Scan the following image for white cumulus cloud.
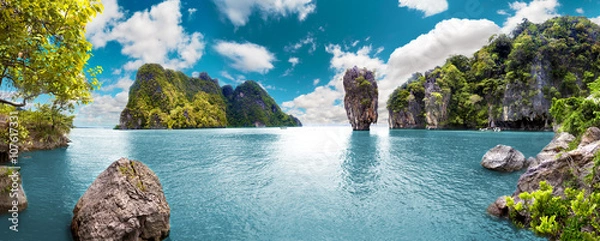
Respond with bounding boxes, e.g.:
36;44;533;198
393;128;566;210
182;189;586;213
575;8;584;14
213;0;316;27
501;0;559;33
591;16;600;25
398;0;448;17
214;41;276;74
85;0;205;71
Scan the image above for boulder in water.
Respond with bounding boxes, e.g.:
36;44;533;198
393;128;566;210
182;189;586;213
481;145;526;172
71;158;170;241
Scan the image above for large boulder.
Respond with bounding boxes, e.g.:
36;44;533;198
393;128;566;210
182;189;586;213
481;145;527;172
343;66;378;131
71;158;170;241
0;167;27;213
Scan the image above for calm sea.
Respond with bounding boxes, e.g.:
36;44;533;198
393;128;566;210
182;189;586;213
1;127;552;240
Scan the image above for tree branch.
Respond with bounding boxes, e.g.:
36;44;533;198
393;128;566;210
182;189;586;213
0;98;26;107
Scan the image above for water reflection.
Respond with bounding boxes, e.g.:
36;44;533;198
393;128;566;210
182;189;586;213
341;131;382;198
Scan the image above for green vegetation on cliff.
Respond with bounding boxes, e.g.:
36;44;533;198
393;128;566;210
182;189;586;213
119;64;300;129
120;64;227;129
225;81;301;127
387;16;600;130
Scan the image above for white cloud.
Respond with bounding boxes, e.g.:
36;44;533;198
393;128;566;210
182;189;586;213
282;44;386;125
188;8;198;18
497;10;509;16
192;71;200;78
289;57;300;66
575;8;584;14
313;78;320;86
213;0;316;27
286;35;316;53
86;0;206;71
85;0;123;48
591;17;600;25
220;71;246;84
75;91;129;127
398;0;448;17
501;0;559;33
214;41;276;74
351;40;360;47
379;18;500;123
102;77;134;92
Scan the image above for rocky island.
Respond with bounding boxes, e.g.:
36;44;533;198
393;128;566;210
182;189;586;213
343;66;378;131
118;64;301;129
387;16;600;130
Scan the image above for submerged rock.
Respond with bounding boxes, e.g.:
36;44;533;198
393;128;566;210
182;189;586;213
71;158;170;241
481;145;527;172
0;167;27;213
343;66;378;131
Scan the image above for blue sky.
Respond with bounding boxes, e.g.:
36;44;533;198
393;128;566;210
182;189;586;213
74;0;600;127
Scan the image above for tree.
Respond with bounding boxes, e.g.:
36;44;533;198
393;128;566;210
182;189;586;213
0;0;103;107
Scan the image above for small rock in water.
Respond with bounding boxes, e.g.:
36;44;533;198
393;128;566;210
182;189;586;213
487;196;509;217
481;145;526;172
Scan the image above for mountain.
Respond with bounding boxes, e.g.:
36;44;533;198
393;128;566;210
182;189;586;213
223;81;301;127
118;64;301;129
387;16;600;130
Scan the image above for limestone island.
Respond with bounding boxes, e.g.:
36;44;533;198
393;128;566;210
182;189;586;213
118;63;301;129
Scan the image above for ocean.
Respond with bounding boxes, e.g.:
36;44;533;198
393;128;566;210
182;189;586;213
1;127;552;240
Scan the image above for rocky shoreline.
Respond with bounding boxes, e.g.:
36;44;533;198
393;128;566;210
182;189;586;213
487;127;600;231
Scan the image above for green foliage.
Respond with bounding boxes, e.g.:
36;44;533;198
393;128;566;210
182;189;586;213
121;64;300;129
387;16;600;129
0;103;73;146
0;0;102;107
551;77;600;137
387;89;410;112
226;81;299;127
506;181;600;240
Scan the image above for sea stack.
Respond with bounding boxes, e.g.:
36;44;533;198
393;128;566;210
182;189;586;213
343;66;378;131
71;158;170;241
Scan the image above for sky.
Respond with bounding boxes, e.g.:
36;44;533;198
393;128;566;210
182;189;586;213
73;0;600;127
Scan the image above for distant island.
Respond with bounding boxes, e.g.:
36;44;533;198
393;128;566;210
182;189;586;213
117;63;301;129
387;16;600;131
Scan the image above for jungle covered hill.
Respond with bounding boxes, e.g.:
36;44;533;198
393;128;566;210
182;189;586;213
118;63;301;129
387;16;600;130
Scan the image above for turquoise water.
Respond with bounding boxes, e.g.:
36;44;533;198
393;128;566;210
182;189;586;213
1;127;552;240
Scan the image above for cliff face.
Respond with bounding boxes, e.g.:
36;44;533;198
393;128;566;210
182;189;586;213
119;64;300;129
388;16;600;130
343;66;378;131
